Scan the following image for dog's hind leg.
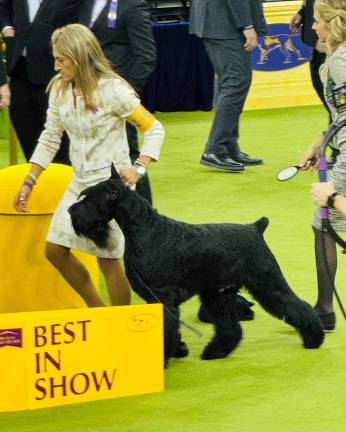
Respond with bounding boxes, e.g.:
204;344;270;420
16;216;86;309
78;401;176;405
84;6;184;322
200;291;242;360
244;264;324;349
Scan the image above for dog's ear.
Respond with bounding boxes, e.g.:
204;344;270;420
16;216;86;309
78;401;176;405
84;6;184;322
111;163;121;180
78;186;93;199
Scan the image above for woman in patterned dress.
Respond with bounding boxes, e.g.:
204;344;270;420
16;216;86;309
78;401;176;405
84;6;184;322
300;0;346;330
13;24;165;308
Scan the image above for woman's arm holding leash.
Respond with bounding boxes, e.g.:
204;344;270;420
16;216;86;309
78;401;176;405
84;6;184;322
120;105;165;187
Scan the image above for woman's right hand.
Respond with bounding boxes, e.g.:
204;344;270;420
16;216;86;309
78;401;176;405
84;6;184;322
299;137;322;171
14;184;32;213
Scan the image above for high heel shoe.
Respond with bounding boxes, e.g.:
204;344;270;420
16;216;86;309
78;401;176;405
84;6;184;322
318;311;336;331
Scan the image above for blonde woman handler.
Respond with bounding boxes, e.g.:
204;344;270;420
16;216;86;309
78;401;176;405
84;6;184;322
300;0;346;330
13;24;164;308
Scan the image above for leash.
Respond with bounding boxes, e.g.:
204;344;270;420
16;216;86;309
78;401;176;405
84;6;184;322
318;119;346;320
142;283;203;337
126;261;203;337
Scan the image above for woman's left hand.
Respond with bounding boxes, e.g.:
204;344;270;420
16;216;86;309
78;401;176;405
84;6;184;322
118;166;140;188
311;182;336;207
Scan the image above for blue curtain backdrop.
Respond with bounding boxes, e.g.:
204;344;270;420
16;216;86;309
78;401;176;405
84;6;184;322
142;23;214;113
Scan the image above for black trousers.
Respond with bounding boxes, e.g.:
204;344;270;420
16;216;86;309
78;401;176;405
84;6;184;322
9;57;70;164
202;38;252;157
310;49;339;159
310;49;332;124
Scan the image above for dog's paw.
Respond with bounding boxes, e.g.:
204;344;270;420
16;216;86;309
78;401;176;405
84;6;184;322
201;343;230;360
173;341;189;358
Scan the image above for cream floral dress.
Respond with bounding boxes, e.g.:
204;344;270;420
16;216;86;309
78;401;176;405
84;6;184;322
30;76;162;257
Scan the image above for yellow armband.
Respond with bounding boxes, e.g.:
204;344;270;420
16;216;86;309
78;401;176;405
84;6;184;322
127;105;156;132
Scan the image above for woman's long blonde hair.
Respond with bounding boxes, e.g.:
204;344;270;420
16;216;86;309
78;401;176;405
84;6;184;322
315;0;346;53
48;24;118;108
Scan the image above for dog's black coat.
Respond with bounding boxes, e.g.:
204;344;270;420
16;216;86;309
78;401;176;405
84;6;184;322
69;167;324;365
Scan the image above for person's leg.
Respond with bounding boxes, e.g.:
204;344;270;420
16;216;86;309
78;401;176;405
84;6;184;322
310;49;339;164
98;257;131;306
10;58;70;165
202;38;252;156
310;49;331;124
313;227;336;314
45;242;104;307
31;83;71;165
9;59;42;161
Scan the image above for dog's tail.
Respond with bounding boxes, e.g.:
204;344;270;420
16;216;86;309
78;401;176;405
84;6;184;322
254;217;269;234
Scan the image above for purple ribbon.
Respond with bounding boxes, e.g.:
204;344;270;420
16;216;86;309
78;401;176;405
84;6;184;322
318;157;329;220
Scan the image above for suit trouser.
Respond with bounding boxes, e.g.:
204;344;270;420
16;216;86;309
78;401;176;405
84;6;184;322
310;49;339;159
9;57;70;164
310;49;331;124
202;38;252;157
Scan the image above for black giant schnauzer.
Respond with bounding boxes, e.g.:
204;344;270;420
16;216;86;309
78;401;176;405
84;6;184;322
69;166;324;366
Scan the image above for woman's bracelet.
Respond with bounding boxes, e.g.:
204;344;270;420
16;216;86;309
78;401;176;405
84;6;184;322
243;25;254;30
134;159;148;179
23;181;34;191
134;159;148;169
27;173;37;184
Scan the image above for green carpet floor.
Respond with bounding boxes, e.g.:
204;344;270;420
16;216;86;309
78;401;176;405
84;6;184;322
1;106;346;432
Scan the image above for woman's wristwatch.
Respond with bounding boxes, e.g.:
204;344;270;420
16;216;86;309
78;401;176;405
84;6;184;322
327;192;339;208
134;159;147;179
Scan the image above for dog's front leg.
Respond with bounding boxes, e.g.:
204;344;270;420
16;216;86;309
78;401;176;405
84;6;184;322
200;291;242;360
163;303;183;368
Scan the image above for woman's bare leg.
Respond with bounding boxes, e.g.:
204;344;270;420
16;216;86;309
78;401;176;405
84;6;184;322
98;257;131;306
45;242;104;307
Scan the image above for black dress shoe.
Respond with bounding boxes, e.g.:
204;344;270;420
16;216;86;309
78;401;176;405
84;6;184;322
232;151;263;165
200;153;244;172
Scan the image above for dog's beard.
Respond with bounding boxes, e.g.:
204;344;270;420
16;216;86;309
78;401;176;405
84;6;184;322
83;224;110;248
69;200;111;248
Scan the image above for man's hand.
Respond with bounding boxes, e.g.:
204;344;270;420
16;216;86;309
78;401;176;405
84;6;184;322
243;28;258;52
289;13;302;33
0;84;10;110
2;26;15;37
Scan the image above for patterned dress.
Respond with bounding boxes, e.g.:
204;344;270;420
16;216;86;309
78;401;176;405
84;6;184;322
30;76;162;257
313;45;346;231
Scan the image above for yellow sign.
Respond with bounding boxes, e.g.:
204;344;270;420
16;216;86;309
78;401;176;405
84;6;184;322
0;304;164;412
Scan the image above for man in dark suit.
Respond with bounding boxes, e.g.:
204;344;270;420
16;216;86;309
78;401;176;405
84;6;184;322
189;0;267;172
0;0;78;163
290;0;339;166
0;48;10;109
79;0;156;203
